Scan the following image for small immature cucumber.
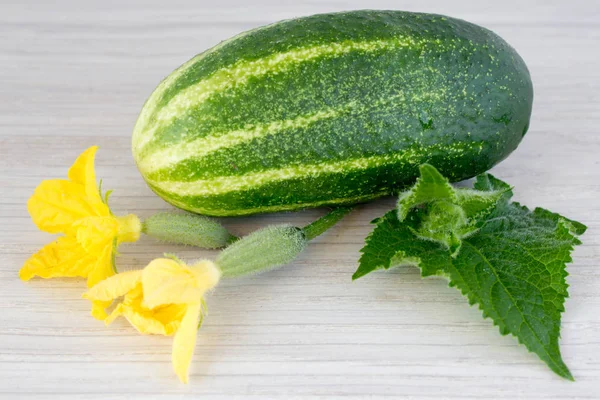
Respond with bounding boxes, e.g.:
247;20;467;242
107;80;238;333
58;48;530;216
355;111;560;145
142;212;235;249
216;225;307;277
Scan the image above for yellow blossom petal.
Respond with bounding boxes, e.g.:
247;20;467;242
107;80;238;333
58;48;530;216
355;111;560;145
104;303;125;326
84;269;143;302
91;300;112;320
117;286;186;335
73;216;119;255
141;258;221;309
20;236;96;281
121;303;185;336
190;260;222;292
20;225;117;295
27;147;109;235
172;303;202;384
85;242;117;288
81;244;126;319
87;281;187;335
151;303;188;332
27;180;105;235
67;146;108;216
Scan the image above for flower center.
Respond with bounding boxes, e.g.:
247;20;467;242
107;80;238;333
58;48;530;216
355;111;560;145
116;214;142;243
190;260;222;291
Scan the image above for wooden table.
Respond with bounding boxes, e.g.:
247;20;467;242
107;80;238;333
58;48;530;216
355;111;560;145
1;1;598;398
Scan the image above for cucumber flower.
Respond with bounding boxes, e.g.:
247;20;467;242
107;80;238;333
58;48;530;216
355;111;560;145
83;257;221;383
19;146;142;319
82;208;353;383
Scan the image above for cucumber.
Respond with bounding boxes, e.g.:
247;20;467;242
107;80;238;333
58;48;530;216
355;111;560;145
132;10;533;216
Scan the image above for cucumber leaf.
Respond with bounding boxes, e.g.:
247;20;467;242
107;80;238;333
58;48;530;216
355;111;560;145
354;164;586;380
353;209;453;280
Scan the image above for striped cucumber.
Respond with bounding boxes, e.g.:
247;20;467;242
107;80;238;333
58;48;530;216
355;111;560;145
132;10;533;216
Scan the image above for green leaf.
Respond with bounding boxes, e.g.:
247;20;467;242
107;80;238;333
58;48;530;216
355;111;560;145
397;164;456;221
395;165;505;256
353;210;452;280
474;172;513;194
455;188;508;220
354;166;586;380
448;200;582;380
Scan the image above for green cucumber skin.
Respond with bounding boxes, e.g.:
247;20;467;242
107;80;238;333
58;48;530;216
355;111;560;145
133;10;533;216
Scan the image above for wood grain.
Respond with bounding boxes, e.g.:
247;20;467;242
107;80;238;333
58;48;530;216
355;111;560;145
1;0;599;398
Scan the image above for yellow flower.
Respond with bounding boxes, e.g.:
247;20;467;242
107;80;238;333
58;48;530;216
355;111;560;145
83;257;221;383
19;146;142;319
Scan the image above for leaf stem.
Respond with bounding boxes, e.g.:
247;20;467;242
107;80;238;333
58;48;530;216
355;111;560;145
302;206;354;241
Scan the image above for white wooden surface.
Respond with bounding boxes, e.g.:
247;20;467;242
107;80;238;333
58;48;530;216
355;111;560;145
1;0;599;398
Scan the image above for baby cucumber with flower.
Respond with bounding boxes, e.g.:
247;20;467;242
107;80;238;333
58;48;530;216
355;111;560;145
20;147;235;315
84;206;353;383
22;145;354;383
132;10;533;216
